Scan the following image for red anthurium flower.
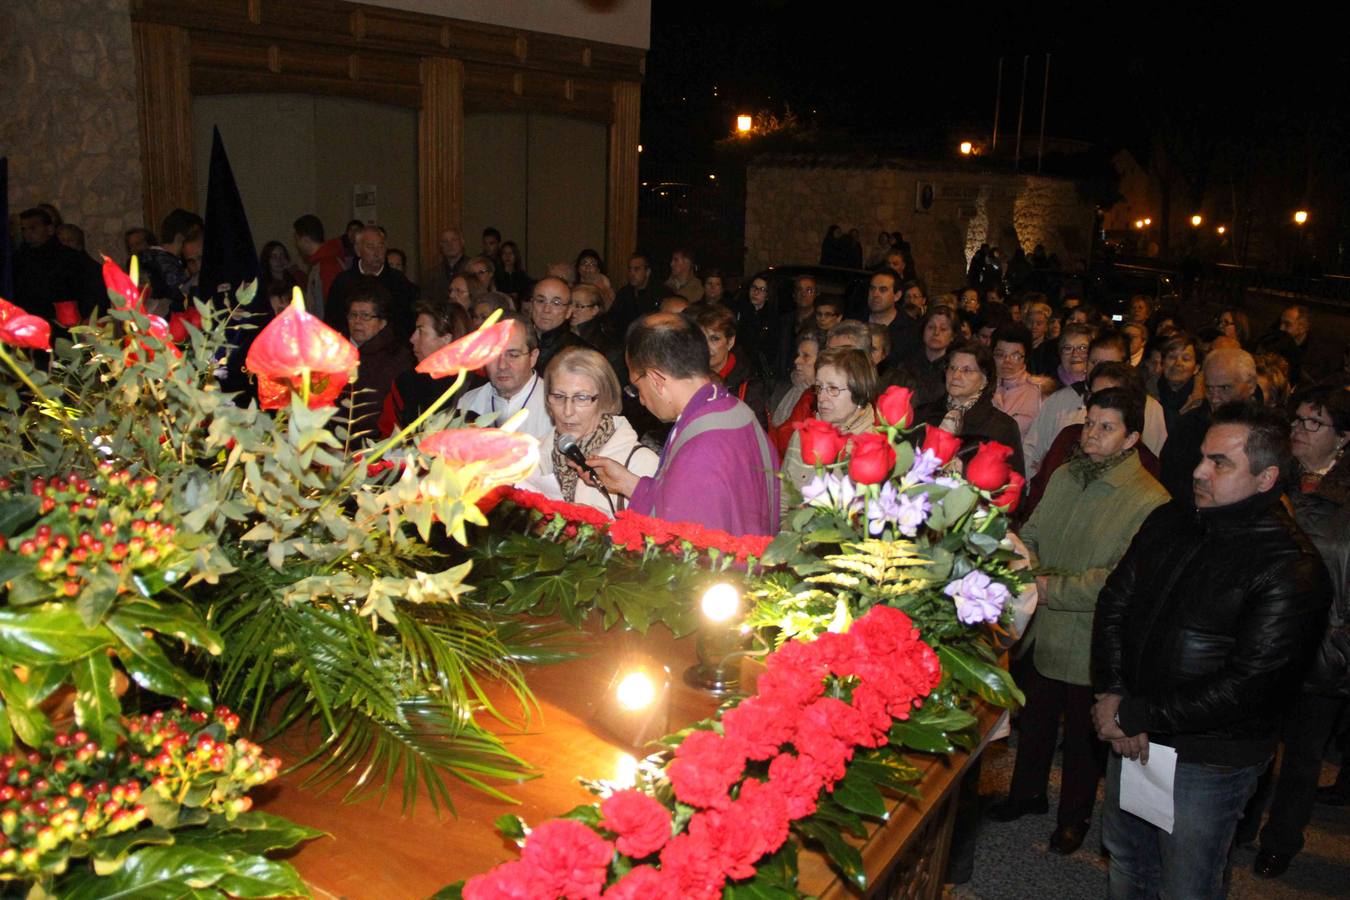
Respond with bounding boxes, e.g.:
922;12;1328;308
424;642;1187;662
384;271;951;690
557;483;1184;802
245;291;357;407
0;301;52;351
102;256;146;313
416;316;515;378
419;427;541;493
168;308;202;343
921;424;962;465
124;315;182;363
256;371;348;410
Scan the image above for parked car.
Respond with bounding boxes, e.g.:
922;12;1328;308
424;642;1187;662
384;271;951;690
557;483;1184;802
1086;264;1181;318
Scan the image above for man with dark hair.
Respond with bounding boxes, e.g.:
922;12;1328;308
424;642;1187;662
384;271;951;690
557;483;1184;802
124;227;156;263
13;207;99;326
1092;402;1331;898
293;213;347;319
139;208;203;314
481;227;502;259
867;267;917;368
324;226;418;340
989;386;1168;855
344;280;412;439
1277;304;1313;384
55;224;105;318
585;312;779;534
455;314;551;441
609;251;659;335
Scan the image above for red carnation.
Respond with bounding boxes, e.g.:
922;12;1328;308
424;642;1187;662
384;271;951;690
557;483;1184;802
876;385;915;428
462;860;546;899
795;418;847;466
603;866;681;900
519;819;614;900
992;470;1026;512
846;431;897;485
659;832;728;900
600;789;671;859
965;441;1014;491
766;752;827;819
921;424;962;464
757;640;828;710
667;729;749;810
721;697;798;760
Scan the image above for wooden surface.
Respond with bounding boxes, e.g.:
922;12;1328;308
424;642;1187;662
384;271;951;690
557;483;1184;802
255;622;1000;899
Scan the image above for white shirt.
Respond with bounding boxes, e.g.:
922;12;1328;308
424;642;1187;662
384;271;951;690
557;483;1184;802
1024;385;1168;477
456;373;552;442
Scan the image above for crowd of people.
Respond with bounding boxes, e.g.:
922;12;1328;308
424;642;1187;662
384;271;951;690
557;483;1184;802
7;199;1349;897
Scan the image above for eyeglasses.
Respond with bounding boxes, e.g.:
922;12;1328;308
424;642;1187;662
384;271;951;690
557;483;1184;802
813;383;849;398
993;350;1025;361
347;311;382;321
547;391;599;408
798;287;817;295
947;365;981;376
573;303;600;311
532;296;571;308
1061;344;1090;355
1293;415;1332;433
500;348;531;361
471;268;490;276
623;371;647;399
749;284;769;293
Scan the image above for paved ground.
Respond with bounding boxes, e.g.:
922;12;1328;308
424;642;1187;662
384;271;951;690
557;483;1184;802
944;734;1350;899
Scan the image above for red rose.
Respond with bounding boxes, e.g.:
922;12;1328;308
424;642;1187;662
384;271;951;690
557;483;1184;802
519;819;614;900
600;789;671;859
794;418;846;466
846;431;897;484
921;425;962;464
965;441;1015;491
992;470;1025;512
667;729;749;810
53;300;80;328
876;385;915;428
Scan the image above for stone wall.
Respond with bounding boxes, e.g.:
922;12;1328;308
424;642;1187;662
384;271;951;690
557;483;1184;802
1;0;143;261
745;161;1096;294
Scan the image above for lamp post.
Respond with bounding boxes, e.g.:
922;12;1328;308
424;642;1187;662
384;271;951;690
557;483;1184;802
959;141;973;156
736;114;753;135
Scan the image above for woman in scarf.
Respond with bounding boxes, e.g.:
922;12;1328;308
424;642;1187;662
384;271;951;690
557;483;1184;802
520;347;657;515
916;341;1025;477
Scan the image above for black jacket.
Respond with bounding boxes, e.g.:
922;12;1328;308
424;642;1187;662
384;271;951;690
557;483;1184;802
917;393;1026;478
534;324;590;376
1158;401;1211;505
325;266;420;341
1291;480;1350;696
732;296;791;385
1092;491;1332;765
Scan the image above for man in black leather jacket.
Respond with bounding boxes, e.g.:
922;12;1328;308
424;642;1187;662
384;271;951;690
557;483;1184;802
1090;402;1331;899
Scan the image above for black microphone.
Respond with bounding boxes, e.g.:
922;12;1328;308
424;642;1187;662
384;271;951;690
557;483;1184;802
557;433;615;516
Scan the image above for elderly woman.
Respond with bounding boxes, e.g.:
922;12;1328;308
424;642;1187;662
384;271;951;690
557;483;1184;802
917;340;1025;477
1024;297;1057;376
1147;332;1200;434
1052;323;1094;392
992;322;1043;441
768;332;820;456
780;348;878;496
378;299;468;437
520;347;657;515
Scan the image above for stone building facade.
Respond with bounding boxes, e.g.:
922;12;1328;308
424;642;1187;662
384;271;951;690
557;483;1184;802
2;0;145;260
745;156;1096;294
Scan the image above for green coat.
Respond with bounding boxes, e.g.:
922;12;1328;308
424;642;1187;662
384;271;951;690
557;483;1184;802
1019;452;1170;685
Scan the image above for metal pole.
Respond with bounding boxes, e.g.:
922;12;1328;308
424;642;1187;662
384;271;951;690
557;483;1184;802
1037;54;1050;174
992;57;1003;152
1014;55;1028;172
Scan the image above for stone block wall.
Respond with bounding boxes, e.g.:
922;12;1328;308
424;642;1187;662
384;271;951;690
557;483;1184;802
745;161;1095;295
1;0;144;261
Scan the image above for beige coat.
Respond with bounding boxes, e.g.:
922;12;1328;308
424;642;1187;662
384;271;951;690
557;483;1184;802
520;416;658;515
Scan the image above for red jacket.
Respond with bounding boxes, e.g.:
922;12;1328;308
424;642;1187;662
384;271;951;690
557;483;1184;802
306;237;349;298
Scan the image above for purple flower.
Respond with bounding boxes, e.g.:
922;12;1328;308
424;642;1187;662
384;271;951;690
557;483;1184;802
895;492;931;537
801;473;861;514
905;448;942;485
934;476;962;490
867;482;902;536
943;570;1011;625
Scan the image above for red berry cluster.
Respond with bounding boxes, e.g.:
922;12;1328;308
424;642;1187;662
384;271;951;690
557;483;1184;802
1;465;175;601
0;706;280;878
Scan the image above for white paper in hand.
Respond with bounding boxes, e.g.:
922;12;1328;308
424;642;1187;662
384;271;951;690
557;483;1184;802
1119;743;1179;833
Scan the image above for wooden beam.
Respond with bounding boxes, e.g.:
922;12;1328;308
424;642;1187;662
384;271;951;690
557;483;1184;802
132;23;195;232
419;57;464;273
606;81;641;276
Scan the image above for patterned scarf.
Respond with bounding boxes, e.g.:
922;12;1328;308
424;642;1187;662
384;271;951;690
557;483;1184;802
551;414;617;503
940;392;981;435
1065;443;1134;487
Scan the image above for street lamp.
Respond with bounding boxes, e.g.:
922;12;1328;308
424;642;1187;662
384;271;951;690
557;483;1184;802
1134;219;1145;230
959;141;973;155
1143;217;1152;226
736;114;753;134
1294;210;1309;225
1190;214;1203;227
1217;225;1227;235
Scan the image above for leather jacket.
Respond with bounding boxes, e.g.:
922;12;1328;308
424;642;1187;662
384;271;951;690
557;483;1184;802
1290;491;1350;696
1092;490;1331;766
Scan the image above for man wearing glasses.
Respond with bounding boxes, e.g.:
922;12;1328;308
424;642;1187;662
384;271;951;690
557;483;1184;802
528;277;590;376
344;285;412;439
455;314;553;441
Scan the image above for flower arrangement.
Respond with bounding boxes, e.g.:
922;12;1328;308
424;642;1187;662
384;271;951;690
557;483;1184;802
469;487;774;636
0;269;559;829
454;604;943;899
0;704;320;898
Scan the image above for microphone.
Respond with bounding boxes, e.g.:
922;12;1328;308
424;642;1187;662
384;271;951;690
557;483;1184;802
557;433;615;516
